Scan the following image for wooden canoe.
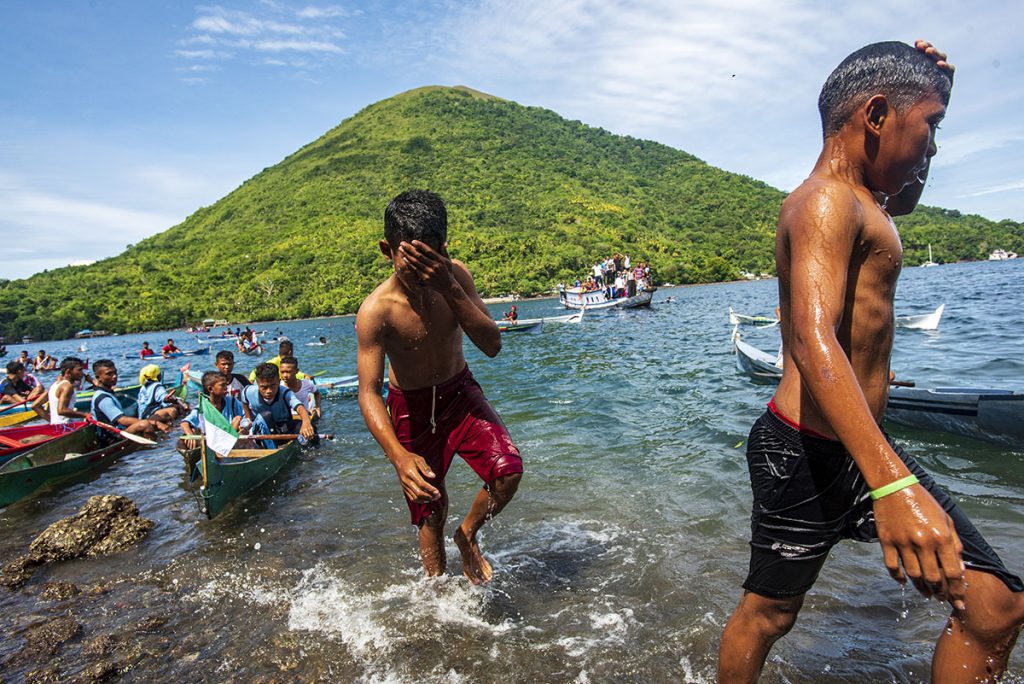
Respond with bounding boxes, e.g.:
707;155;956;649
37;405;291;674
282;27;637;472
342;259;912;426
0;385;141;428
0;424;138;507
0;422;88;464
195;438;301;519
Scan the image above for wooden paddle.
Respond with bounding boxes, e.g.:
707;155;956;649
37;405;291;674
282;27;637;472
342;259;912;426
178;433;334;442
0;398;31;414
85;417;157;446
890;380;917;388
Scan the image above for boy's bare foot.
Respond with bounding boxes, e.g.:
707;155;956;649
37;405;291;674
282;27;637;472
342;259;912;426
454;526;492;584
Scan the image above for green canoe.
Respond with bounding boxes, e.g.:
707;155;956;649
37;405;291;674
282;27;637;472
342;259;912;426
0;424;138;507
195;438;300;519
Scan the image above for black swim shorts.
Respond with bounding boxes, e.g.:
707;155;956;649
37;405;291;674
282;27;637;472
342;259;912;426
742;408;1024;599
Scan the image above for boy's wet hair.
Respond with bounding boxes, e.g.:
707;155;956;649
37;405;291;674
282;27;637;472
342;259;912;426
92;359;116;374
6;361;24;375
279;356;299;368
60;357;84;374
384;190;447;249
278;340;293;356
215;349;235;362
201;370;225;393
818;41;953;138
254;363;279;382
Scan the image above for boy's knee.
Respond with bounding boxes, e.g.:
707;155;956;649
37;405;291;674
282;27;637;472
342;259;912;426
958;584;1024;648
738;594;804;640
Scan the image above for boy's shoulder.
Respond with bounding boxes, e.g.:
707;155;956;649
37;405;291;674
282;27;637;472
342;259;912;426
779;175;866;238
358;276;405;321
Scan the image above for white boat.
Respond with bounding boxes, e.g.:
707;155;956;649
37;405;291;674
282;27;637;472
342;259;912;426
728;307;779;327
731;327;783;384
886;386;1024;448
494;312;584;328
558;286;655;310
895;303;944;331
989;249;1019;261
920;244;938;267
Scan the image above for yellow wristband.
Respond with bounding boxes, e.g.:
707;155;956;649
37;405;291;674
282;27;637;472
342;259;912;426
870;474;919;501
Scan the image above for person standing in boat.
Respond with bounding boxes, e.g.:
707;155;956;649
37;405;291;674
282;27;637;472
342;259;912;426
89;360;168;439
357;190;523;585
718;41;1024;682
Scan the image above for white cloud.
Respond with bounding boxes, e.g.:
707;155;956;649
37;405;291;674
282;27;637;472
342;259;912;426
253;39;343;53
959;179;1024;198
296;6;353;19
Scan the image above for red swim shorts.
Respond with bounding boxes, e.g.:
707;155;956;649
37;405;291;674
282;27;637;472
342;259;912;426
386;365;523;526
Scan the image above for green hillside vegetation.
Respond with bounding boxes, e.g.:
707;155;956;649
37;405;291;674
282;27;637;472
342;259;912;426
2;86;1021;341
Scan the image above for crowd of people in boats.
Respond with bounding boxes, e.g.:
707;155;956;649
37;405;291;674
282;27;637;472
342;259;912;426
1;340;320;445
563;253;654;299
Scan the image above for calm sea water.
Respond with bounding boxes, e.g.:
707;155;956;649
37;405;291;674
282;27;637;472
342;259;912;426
1;260;1022;682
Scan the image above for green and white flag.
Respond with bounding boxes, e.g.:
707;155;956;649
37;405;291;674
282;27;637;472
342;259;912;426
199;394;238;456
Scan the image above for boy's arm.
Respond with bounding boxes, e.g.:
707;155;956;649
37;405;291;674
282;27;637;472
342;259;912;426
57;383;88;420
400;241;502;357
785;186;965;608
356;303;440;503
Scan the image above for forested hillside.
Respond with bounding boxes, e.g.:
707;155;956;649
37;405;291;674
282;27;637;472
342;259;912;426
1;86;1021;340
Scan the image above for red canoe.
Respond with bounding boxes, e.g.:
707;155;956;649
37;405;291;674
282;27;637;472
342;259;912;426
0;422;88;463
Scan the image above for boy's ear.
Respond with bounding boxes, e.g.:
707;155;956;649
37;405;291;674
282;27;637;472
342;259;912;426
864;94;889;138
379;239;394;260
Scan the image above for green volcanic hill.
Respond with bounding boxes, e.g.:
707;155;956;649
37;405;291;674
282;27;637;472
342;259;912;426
2;85;1022;341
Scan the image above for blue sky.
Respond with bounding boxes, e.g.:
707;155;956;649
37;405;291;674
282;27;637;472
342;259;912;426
1;1;1021;280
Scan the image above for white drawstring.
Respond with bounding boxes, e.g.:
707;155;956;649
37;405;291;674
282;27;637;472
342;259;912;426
430;384;437;434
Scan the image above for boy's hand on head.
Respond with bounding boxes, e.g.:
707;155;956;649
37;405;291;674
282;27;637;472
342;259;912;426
915;39;954;74
400;241;455;293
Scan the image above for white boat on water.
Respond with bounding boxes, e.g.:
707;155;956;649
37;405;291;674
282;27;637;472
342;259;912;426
731;327;783;384
494;312;584;329
728;307;779;327
989;249;1019;261
558;285;655;310
920;244;938;267
895;303;944;331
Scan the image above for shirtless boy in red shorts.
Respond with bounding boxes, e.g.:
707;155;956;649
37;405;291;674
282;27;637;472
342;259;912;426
357;190;523;584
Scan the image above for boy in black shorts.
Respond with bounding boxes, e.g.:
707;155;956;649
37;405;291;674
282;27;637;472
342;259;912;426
718;41;1023;682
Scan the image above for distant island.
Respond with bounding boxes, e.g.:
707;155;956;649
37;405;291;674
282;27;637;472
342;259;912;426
2;85;1021;341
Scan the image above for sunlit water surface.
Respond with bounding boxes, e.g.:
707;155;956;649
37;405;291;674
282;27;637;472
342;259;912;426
1;260;1022;682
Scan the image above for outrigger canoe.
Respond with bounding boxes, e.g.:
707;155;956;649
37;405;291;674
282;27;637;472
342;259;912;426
123;347;210;360
497;320;543;333
731;332;1023;447
0;424;138;507
886;387;1024;448
0;422;88;464
732;328;783;383
186;436;301;519
728;307;779;327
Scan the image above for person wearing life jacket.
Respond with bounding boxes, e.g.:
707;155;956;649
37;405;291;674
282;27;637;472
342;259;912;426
89;359;168;440
181;371;246;437
241;362;315;449
137;364;188;423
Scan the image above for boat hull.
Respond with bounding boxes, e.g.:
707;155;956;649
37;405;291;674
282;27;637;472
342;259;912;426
0;422;88;464
0;425;137;507
198;439;300;519
559;288;655;310
885;387;1024;447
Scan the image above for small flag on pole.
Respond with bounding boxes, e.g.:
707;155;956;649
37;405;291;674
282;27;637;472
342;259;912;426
199;394;238;457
